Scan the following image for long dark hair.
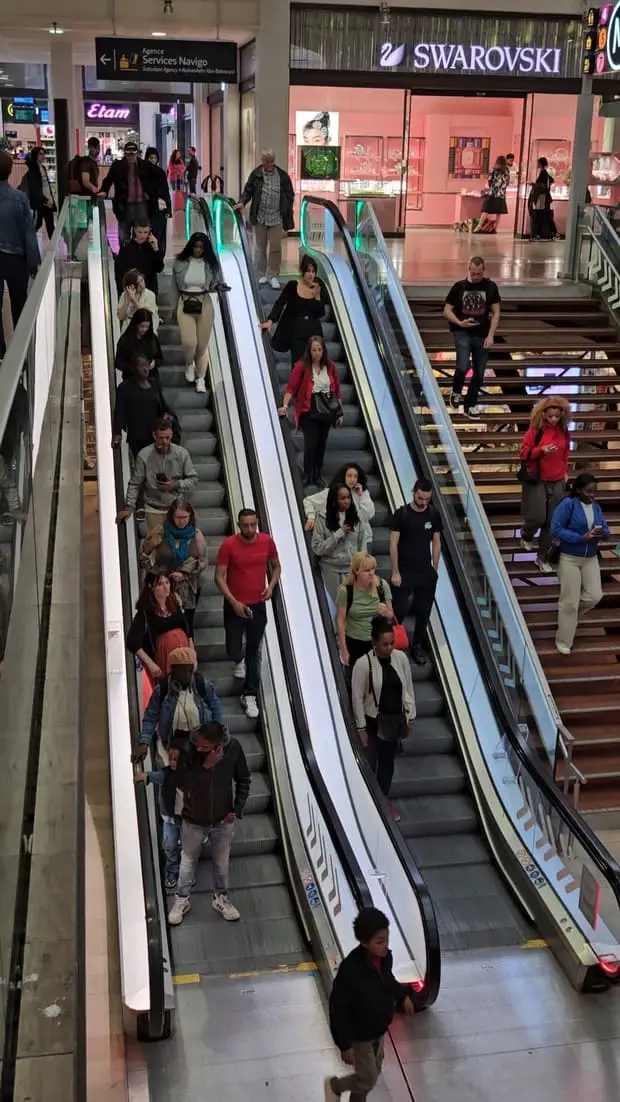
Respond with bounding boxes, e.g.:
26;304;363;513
330;462;368;492
26;146;44;173
324;483;358;532
302;334;328;372
124;308;157;341
170;149;183;164
137;571;177;614
176;232;209;262
118;309;161;367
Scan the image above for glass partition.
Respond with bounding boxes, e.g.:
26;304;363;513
0;198;79;1061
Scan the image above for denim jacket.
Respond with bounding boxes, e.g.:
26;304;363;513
551;497;610;558
0;183;40;272
139;674;225;746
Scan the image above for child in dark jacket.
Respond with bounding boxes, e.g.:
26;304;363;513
325;907;413;1101
134;736;187;888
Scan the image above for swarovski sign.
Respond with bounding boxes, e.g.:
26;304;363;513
380;42;563;75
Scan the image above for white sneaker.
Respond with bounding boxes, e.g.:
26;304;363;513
555;641;571;656
232;658;246;679
212;893;240;921
536;557;553;574
520;537;536;552
464;405;481;419
185;363;195;383
242;694;259;719
258;276;268;285
270;277;280;290
168;895;191;926
195;377;206;394
324;1077;341;1102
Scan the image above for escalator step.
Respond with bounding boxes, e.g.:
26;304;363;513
397;793;478;837
390;753;465;798
408;833;490;868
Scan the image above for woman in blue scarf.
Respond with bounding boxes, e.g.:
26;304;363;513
139;496;208;637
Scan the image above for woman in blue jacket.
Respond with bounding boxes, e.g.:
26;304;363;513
550;473;610;655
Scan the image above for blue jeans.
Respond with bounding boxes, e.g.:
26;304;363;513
452;329;489;410
161;815;181;878
176;819;235;898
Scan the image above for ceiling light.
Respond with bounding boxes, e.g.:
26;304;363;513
49;23;65;34
152;31;167;37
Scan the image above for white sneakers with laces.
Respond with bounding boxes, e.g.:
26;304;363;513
212;893;240;921
258;276;268;285
196;377;206;394
232;658;246;679
185;363;195;383
168;895;191;925
242;695;259;720
270;276;280;290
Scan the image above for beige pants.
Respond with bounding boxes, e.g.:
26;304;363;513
254;223;283;277
176;296;214;380
332;1036;384;1100
145;507;167;534
556;553;603;651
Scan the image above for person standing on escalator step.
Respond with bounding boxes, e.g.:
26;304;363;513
215;508;281;721
389;478;442;665
443;256;501;419
167;721;251;926
324;906;413;1102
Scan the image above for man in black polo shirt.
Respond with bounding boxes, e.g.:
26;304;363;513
389;477;442;665
443;255;501;419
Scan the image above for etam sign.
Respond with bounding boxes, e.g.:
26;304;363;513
86;102;133;121
379;41;563;76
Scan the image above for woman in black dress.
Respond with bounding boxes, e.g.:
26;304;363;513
260;254;326;363
115;308;163;382
475;155;510;235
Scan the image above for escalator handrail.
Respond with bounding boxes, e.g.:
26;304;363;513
97;200;167;1038
206;193;442;1005
191;195;376;923
300;195;620;896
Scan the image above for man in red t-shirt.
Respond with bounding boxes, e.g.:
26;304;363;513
215;508;281;719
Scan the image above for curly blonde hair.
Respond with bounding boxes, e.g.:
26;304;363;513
530;394;571;433
345;552;379;593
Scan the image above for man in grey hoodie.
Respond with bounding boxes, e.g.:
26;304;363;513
116;418;198;530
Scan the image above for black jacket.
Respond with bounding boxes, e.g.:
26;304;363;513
329;946;407;1051
182;737;251;827
100;156;151;219
144;163;172;219
186;155;200;181
21;163;56;213
268;279;326;353
239;165;295;231
115;240;164;295
113;378;171;453
115;329;163;380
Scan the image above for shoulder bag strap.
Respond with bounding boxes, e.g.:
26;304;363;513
367;653;378;709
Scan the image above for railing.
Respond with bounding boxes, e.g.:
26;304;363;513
89;202;169;1039
202;194;441;1005
577;203;620;315
298;195;620;983
0;200;86;1095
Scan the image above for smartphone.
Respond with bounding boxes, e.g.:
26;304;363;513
156;472;168;484
591;525;603;534
244;606;253;619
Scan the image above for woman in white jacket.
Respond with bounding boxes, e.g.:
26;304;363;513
303;462;375;546
351;616;415;817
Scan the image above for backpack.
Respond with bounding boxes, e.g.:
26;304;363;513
345;579;385;614
67;154;83;195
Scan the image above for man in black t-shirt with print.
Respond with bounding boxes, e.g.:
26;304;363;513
389;477;442;665
443;255;501;419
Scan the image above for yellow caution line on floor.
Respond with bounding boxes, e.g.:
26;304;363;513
228;961;318;980
521;939;547;950
173;973;201;985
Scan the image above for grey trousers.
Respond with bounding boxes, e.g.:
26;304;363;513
333;1036;385;1101
521;479;565;558
254;223;283;277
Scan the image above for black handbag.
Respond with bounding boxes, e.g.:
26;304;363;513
546;498;575;566
368;655;409;743
182;293;204;316
516;427;543;485
311;391;343;425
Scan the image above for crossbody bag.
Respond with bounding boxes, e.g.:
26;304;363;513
367;654;409;743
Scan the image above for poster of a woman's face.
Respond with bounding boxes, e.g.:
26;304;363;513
296;111;339;147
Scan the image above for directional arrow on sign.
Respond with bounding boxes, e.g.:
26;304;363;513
99;54;111;65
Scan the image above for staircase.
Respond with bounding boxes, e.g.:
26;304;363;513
409;290;620;819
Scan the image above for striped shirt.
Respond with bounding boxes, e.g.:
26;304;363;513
257;168;281;227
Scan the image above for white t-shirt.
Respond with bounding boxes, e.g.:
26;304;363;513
184;257;208;292
582;502;595;529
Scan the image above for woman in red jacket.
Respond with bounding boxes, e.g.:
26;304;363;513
519;395;571;572
277;334;342;486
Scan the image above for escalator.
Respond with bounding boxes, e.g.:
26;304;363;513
155;271;309;972
90;197;441;1050
208;191;620;990
259;273;531;951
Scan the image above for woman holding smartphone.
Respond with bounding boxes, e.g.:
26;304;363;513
260;254;326;364
550;473;610;655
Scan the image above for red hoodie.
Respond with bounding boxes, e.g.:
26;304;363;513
520;423;569;482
